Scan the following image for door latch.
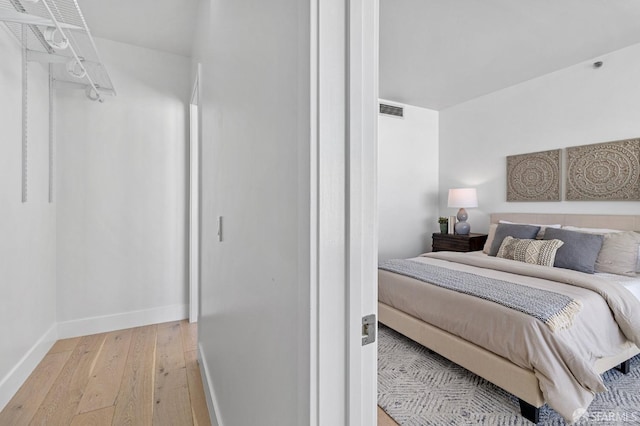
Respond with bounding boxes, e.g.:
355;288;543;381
362;314;376;346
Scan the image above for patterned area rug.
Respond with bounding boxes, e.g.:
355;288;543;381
378;324;640;425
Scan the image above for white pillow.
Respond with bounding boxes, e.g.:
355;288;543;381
594;231;640;277
483;224;498;254
562;225;624;234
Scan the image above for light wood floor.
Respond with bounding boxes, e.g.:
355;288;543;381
0;320;211;426
378;406;399;425
2;320;399;426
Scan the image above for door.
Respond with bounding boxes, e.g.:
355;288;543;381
189;66;201;323
347;0;379;424
313;0;378;424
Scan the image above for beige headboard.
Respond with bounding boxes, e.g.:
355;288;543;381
490;213;640;231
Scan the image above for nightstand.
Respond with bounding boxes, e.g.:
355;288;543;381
432;233;488;253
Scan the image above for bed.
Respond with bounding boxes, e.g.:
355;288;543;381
378;213;640;424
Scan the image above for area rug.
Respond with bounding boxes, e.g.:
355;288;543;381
378;324;640;425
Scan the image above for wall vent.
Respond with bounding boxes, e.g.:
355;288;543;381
379;103;403;117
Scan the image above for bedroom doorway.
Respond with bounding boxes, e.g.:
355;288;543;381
189;65;201;323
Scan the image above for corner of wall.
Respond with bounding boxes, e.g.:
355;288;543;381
198;342;222;426
0;324;58;411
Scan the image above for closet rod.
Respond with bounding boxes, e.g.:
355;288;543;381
39;0;105;102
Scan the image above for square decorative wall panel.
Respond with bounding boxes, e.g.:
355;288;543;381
507;149;561;201
566;138;640;201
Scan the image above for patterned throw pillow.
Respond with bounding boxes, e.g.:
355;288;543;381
497;236;564;267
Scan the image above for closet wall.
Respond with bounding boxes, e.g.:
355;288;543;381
0;26;57;409
55;38;192;336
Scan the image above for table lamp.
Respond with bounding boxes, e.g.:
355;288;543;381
447;188;478;235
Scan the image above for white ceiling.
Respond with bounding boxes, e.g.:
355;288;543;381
77;0;199;57
380;0;640;110
74;0;640;110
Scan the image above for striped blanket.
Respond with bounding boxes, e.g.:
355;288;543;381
379;259;581;331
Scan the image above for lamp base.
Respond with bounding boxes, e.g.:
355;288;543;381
455;221;470;235
455;208;470;235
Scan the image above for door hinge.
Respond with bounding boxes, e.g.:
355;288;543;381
362;314;376;346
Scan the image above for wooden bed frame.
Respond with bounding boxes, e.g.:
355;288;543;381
378;213;640;423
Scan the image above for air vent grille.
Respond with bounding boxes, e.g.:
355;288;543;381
379;103;403;117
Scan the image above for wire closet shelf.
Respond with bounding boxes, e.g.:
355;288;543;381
0;0;115;102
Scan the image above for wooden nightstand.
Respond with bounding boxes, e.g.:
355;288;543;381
432;233;488;253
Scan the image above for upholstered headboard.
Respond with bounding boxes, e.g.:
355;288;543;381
490;213;640;231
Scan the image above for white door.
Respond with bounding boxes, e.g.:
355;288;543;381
313;0;378;424
347;1;379;424
189;66;201;323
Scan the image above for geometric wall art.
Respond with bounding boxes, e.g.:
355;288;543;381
507;149;561;201
566;138;640;201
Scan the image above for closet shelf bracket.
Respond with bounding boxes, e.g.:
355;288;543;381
1;0;116;102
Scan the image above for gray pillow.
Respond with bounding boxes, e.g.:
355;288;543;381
543;228;604;274
488;223;541;256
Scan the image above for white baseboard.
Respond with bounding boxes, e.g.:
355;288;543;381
57;304;188;339
0;323;57;411
198;342;223;426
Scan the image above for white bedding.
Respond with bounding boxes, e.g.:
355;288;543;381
469;250;640;301
596;272;640;301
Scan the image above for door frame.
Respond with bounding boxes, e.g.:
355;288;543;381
189;64;201;323
311;0;378;424
347;1;379;424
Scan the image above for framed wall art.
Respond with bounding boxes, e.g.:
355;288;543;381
566;138;640;201
507;149;561;201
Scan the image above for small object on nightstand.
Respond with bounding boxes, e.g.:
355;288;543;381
438;216;448;234
432;232;488;253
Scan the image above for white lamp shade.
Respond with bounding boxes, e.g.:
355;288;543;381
447;188;478;208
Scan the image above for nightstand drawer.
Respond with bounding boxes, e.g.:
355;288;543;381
432;233;488;253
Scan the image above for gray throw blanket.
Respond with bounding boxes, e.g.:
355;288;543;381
379;259;582;331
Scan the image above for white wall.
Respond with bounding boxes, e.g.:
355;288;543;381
0;27;57;409
55;38;191;336
378;101;439;260
440;42;640;232
193;1;311;425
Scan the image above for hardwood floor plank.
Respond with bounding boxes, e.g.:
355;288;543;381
0;351;71;425
185;350;212;426
48;337;81;354
378;406;399;426
158;320;179;330
112;324;157;426
29;333;106;426
3;321;212;426
76;328;133;414
153;322;192;425
153;365;193;425
181;320;198;353
70;406;115;426
156;321;186;372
